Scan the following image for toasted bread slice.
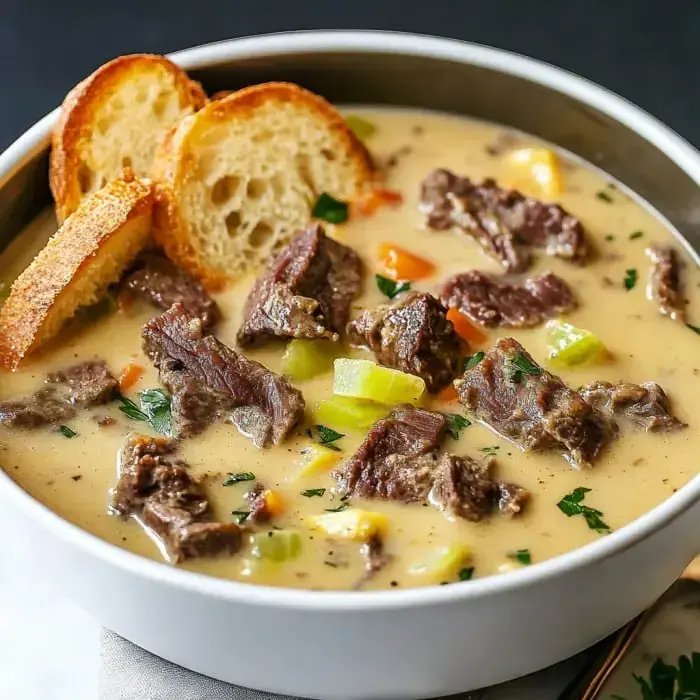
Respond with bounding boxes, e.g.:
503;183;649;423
0;173;153;369
152;82;374;287
50;54;206;222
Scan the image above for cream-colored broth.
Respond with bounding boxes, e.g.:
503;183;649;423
1;108;699;590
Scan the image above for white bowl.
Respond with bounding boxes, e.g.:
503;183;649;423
1;31;699;700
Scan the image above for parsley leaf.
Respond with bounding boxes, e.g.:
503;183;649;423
301;488;326;497
605;234;616;242
346;114;376;140
312;424;344;452
223;472;256;486
117;394;148;421
463;351;485;371
232;510;251;524
458;567;474;581
596;190;614;203
557;487;611;534
508;549;531;565
507;352;543;383
312;193;349;224
375;274;411;300
117;390;173;437
58;425;77;438
629;230;644;240
624;268;638;291
480;445;500;457
325;502;350;513
443;413;471;440
686;323;700;336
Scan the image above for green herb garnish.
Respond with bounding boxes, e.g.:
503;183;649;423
624;268;639;290
325;502;350;513
443;413;471;440
463;351;485;371
312;193;349;224
629;230;644;240
116;394;148;421
508;549;531;565
58;425;77;438
687;323;700;336
480;445;500;457
458;567;474;581
611;653;700;700
301;488;326;497
375;274;411;300
596;190;614;203
507;352;543;383
605;234;616;242
223;472;256;486
232;510;251;524
313;424;344;452
117;389;173;437
346;114;376;140
557;487;611;534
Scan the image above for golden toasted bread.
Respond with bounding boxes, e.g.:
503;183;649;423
0;172;153;369
152;82;374;288
50;54;206;222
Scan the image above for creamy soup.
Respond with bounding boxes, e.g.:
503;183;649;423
1;108;699;591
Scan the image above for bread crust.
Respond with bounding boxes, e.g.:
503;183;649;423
152;82;375;288
0;173;154;369
50;54;206;223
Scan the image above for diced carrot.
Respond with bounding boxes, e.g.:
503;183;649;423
119;363;144;391
263;490;285;517
438;385;458;402
378;243;436;282
446;308;488;344
355;188;404;217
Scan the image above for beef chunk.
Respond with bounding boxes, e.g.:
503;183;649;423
142;303;305;447
45;360;119;405
441;270;576;328
580;381;686;433
347;292;464;392
111;434;241;562
646;245;685;321
455;338;616;468
238;224;362;346
333;405;528;522
123;253;220;329
245;482;272;524
0;360;118;429
420;169;587;272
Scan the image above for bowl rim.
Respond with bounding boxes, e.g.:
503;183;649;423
1;29;699;611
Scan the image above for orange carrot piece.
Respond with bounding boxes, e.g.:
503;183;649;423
356;188;404;216
263;490;285;517
446;308;488;344
119;363;144;392
378;243;436;282
438;385;459;402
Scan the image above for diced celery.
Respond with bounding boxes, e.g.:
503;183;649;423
314;397;389;432
333;358;425;405
407;543;471;582
294;444;342;480
345;114;376;140
545;320;607;367
281;339;339;380
250;530;302;562
308;508;389;542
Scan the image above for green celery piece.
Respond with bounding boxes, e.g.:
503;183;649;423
333;358;425;405
281;339;339;380
408;544;472;581
545;320;606;367
345;114;376;140
250;530;302;562
314;397;389;431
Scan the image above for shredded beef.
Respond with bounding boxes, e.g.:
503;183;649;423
646;245;685;321
420;169;588;272
0;360;118;428
111;434;241;562
333;405;528;521
347;292;464;392
580;381;686;433
441;270;576;328
123;253;220;329
142;303;305;447
237;224;362;346
455;338;616;468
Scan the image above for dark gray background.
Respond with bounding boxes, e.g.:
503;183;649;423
2;0;699;150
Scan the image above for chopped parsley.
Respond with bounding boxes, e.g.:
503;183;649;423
687;323;700;336
612;653;700;700
507;352;543;383
223;472;256;486
458;567;474;581
232;510;251;524
324;502;350;513
117;389;173;437
557;487;611;534
624;268;639;291
443;413;471;440
629;230;644;240
596;190;614;203
605;234;616;242
116;394;148;421
346;114;376;140
301;488;326;497
508;549;531;565
375;274;411;300
312;193;349;224
58;425;77;438
463;351;485;371
313;424;344;452
480;445;500;457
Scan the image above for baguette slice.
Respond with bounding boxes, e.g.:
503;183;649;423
152;82;374;288
50;54;206;222
0;172;153;369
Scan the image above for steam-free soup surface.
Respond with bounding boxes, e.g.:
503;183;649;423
1;108;699;590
